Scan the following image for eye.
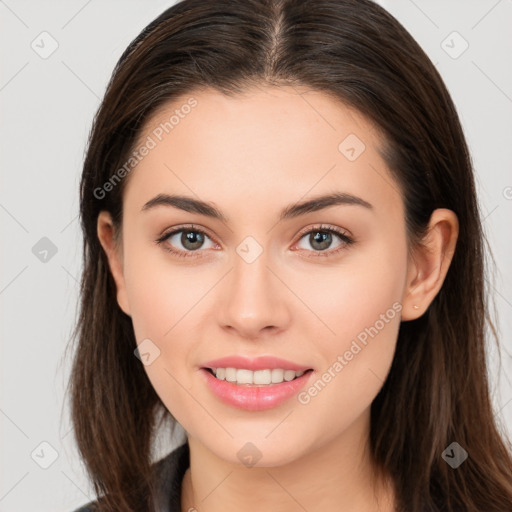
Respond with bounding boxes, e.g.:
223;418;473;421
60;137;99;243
293;224;354;257
155;224;218;259
155;223;354;260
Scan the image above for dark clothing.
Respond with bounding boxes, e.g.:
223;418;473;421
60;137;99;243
72;442;190;512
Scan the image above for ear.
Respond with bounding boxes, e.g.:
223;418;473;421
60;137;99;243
401;208;459;321
97;211;131;316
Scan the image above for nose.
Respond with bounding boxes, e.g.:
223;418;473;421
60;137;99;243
216;247;291;340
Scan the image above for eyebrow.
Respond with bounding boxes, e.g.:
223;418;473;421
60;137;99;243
141;192;373;222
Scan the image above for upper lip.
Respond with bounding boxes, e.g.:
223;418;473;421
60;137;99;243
200;355;313;372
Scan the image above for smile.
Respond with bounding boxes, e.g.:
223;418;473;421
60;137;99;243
206;367;310;386
201;368;314;411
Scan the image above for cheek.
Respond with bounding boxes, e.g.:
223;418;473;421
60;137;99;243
121;231;206;343
292;236;406;347
120;233;222;392
294;288;402;431
120;239;205;414
293;238;406;406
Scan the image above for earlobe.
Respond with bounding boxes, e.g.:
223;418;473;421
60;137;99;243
96;211;131;316
401;208;459;321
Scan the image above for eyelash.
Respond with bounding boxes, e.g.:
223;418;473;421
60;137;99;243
155;223;355;260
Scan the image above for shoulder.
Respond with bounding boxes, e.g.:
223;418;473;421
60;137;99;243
70;499;102;512
70;442;189;512
70;505;96;512
154;441;190;510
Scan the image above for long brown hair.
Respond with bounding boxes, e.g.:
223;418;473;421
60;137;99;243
65;0;512;510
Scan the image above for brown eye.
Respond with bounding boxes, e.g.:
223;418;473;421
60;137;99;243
156;225;217;259
308;231;334;251
294;225;354;257
176;230;206;251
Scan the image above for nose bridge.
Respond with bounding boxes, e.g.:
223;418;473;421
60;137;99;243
218;238;289;336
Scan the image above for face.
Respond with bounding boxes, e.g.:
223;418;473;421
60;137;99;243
100;85;415;467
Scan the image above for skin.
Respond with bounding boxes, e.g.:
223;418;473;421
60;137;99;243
97;85;458;512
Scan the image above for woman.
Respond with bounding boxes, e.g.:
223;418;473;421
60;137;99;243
67;0;512;510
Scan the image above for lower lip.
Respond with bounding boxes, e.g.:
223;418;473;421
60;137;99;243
200;368;314;411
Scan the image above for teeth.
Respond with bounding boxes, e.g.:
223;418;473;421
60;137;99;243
212;367;307;385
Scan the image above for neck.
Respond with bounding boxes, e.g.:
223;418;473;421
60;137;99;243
180;411;396;512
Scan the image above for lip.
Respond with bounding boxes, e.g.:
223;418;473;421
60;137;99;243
200;355;312;372
200;367;314;411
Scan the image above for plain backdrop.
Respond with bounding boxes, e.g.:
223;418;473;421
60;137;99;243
1;1;511;510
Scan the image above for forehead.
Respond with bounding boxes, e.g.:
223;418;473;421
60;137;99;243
124;85;403;221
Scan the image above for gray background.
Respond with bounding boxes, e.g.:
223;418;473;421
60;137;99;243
1;1;511;510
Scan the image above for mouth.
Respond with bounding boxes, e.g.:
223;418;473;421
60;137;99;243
200;365;315;411
201;367;314;387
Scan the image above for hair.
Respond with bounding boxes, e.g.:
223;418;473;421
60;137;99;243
65;0;512;510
